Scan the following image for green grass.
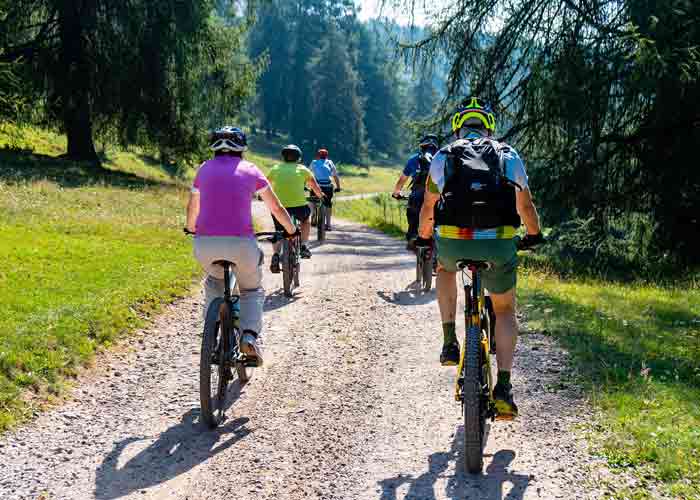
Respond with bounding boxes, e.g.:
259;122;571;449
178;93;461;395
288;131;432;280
335;196;700;499
335;195;408;235
0;125;199;431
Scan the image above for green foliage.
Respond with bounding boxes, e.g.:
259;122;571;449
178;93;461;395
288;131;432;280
307;25;367;162
0;0;261;161
0;126;198;430
519;268;700;499
401;0;700;267
249;1;417;161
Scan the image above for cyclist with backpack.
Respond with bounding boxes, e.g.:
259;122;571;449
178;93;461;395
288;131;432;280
309;148;341;231
415;98;544;418
186;127;297;366
267;144;325;271
392;134;440;250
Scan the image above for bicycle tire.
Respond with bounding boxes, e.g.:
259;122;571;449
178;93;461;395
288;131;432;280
310;203;318;227
282;240;293;297
318;204;326;241
421;251;433;292
293;238;301;287
484;295;497;354
200;298;229;428
463;325;486;473
416;250;423;283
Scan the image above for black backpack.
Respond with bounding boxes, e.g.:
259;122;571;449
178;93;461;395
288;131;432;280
409;152;432;194
435;138;521;229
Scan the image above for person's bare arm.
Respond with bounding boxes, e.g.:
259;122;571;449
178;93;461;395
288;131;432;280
259;188;296;234
418;190;440;239
186;192;199;233
333;174;341;190
306;177;325;198
393;174;409;195
516;188;541;235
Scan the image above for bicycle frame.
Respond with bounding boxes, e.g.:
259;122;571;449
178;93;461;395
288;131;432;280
454;266;494;406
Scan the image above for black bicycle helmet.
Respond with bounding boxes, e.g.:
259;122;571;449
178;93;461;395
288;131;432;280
281;144;302;163
419;134;440;151
209;126;247;152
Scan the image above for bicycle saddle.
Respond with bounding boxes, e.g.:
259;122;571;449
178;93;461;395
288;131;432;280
457;259;492;271
212;260;235;267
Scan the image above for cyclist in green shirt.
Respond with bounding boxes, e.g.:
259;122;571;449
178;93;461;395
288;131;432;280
267;144;325;272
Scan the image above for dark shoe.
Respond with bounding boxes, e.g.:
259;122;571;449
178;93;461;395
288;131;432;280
240;332;264;367
493;383;519;420
270;253;281;274
440;341;460;366
300;246;312;259
325;224;332;231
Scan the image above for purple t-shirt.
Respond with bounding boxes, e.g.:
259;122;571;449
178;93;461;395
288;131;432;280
192;157;269;237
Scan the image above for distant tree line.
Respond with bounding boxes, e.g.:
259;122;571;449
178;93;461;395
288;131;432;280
399;0;700;269
248;0;442;163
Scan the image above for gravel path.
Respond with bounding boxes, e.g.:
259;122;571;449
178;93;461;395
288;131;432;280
0;209;609;500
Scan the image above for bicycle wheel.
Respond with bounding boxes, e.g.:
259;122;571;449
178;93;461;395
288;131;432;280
416;250;423;283
282;240;293;297
463;325;486;473
317;204;326;241
484;295;497;354
421;251;433;292
310;203;318;227
293;238;301;287
200;298;231;428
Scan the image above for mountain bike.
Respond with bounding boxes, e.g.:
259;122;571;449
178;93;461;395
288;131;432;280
280;217;302;297
456;236;542;472
393;193;435;292
455;258;498;473
185;229;282;428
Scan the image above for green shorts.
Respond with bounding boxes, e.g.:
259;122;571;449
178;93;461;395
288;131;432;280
435;236;518;294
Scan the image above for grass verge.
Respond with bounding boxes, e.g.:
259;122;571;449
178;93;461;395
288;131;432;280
0;125;199;431
335;196;700;499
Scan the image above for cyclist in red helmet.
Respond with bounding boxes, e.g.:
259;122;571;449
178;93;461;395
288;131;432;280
309;148;341;231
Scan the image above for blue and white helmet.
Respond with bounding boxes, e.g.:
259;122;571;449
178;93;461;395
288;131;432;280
209;126;247;152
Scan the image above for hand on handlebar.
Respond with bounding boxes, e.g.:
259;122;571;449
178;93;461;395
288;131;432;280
284;226;301;240
392;192;406;200
517;232;545;250
183;227;195;235
334;187;342;193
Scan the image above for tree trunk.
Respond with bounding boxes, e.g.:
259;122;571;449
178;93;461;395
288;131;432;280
57;0;99;164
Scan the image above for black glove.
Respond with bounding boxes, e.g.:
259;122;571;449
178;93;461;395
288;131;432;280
414;236;433;249
518;232;545;250
283;226;300;240
183;227;195;235
334;187;342;193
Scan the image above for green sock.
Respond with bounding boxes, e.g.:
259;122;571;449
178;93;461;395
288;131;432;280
497;370;511;387
442;322;457;345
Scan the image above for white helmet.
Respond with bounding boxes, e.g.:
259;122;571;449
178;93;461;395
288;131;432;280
209;126;247;152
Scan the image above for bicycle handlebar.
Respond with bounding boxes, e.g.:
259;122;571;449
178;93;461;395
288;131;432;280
392;193;408;201
184;228;286;243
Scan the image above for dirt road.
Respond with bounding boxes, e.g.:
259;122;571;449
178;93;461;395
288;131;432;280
0;212;608;499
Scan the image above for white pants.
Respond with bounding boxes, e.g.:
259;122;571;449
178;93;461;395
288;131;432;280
193;236;265;336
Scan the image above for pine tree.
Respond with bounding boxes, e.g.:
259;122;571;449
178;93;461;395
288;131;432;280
307;24;367;163
0;0;259;162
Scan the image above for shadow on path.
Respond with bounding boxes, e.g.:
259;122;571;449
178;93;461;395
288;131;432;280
377;288;436;306
378;426;530;500
263;288;301;312
94;407;251;499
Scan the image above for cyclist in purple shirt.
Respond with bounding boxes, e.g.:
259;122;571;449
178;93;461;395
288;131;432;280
185;127;296;366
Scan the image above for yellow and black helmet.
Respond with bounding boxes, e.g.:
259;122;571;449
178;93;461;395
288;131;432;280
451;97;497;133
